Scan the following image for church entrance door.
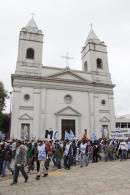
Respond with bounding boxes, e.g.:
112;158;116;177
61;119;75;139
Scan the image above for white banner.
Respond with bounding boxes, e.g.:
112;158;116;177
111;128;130;140
65;130;75;141
52;129;59;141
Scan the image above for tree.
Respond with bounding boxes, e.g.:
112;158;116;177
0;113;10;133
0;81;8;133
0;81;8;113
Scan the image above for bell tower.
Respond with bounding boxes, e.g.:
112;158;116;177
81;28;109;75
16;17;43;74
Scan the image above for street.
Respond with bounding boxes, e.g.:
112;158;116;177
0;160;130;195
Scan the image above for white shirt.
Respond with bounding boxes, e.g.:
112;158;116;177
119;141;128;151
64;143;71;156
80;143;87;154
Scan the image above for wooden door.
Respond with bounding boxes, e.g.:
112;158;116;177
61;119;75;139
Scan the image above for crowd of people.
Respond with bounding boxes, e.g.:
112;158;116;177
0;130;130;185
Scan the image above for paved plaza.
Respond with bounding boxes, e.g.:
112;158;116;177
0;160;130;195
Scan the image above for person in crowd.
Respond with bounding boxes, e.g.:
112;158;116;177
112;141;118;160
127;139;130;158
52;142;58;167
92;141;100;163
11;140;16;160
33;142;40;175
88;141;93;162
82;129;88;143
11;140;28;185
103;141;109;161
118;140;128;161
36;140;48;180
71;140;77;166
27;142;35;173
107;143;113;161
45;140;52;163
52;141;62;169
76;143;80;165
63;139;72;170
0;142;5;175
2;144;13;177
117;140;121;159
99;140;106;161
79;139;89;167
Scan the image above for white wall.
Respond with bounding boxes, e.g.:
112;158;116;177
44;89;90;138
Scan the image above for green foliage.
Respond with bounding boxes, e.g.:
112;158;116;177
0;113;10;132
0;81;9;132
0;81;8;113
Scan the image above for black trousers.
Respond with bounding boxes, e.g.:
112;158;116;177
64;155;71;169
0;160;3;174
93;153;98;163
13;164;28;183
36;160;40;172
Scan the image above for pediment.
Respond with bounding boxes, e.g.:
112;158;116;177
45;70;88;83
55;106;81;116
19;113;33;120
100;116;110;122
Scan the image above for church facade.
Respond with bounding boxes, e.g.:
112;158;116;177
10;17;115;140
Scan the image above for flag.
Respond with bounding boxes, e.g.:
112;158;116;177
65;131;70;140
53;129;59;141
70;130;75;140
65;130;75;141
91;132;97;141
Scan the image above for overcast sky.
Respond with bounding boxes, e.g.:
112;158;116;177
0;0;130;116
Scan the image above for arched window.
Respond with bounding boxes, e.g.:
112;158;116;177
84;61;88;72
26;48;34;59
97;58;103;69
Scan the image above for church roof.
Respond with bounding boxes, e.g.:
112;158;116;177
85;28;100;45
24;17;42;33
26;16;38;29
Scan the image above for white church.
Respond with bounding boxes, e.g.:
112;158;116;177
10;17;115;140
